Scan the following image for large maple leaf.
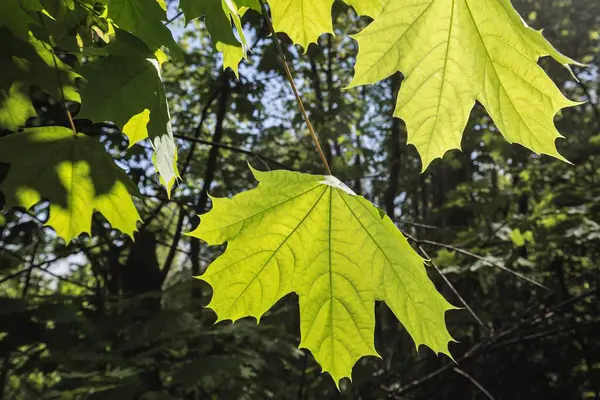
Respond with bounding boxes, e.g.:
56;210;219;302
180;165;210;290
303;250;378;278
348;0;582;169
0;127;141;242
188;167;456;385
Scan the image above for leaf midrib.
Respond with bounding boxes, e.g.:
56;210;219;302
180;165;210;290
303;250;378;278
425;0;456;159
463;0;550;150
220;186;328;317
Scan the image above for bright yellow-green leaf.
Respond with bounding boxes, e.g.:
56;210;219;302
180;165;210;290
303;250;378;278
344;0;384;18
0;127;141;242
156;0;167;11
188;167;456;385
0;83;36;132
348;0;582;170
509;228;525;247
266;0;382;51
123;109;151;146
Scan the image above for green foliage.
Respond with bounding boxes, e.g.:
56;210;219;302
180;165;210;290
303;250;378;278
348;0;581;169
267;0;382;50
79;32;179;197
101;0;182;59
1;0;597;396
0;0;180;198
0;127;141;242
0;0;41;40
180;0;258;75
0;28;80;131
189;167;456;384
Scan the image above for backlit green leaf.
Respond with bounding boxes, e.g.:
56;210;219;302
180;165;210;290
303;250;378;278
0;28;80;131
78;45;179;197
188;167;456;385
101;0;182;60
0;127;141;242
348;0;582;170
0;0;39;40
180;0;252;76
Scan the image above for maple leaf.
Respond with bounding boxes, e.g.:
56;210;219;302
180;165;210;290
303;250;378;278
0;127;141;242
348;0;582;170
78;32;179;197
0;28;80;131
180;0;257;76
100;0;182;60
266;0;383;51
188;167;456;385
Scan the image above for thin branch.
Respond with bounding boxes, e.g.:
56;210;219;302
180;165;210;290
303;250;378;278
179;87;221;180
258;0;332;175
418;244;488;333
37;13;77;136
161;206;186;282
174;134;293;170
383;290;596;396
408;234;549;291
573;67;600;126
166;11;183;26
0;243;105;285
37;268;96;291
453;367;496;400
489;326;572;349
395;220;441;230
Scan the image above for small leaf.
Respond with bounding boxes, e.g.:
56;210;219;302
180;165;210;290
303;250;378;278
266;0;381;51
509;228;525;247
0;127;141;242
188;167;456;386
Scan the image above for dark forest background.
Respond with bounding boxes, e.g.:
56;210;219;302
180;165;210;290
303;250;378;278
1;0;599;398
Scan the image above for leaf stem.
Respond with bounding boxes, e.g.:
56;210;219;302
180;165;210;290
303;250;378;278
37;12;77;137
258;0;332;175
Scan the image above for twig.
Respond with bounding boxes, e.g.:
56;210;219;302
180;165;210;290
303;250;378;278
258;0;332;175
37;267;96;291
383;290;596;396
453;367;496;400
37;13;77;137
178;87;220;180
0;243;104;285
395;220;441;230
489;326;572;349
406;234;549;291
174;134;292;170
418;245;488;333
161;206;186;282
166;11;183;26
